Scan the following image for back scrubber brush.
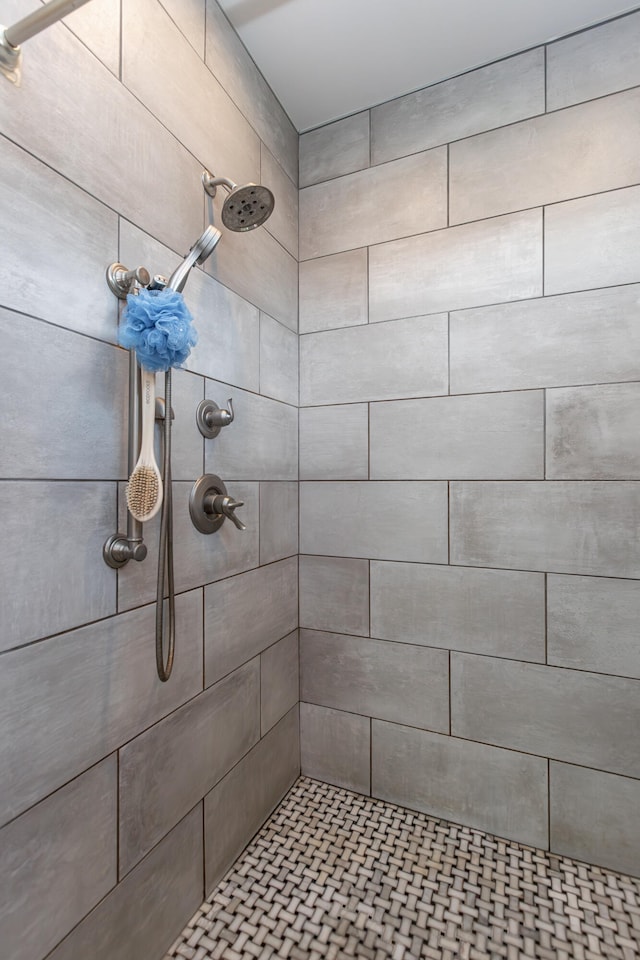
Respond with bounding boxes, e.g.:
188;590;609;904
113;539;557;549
118;284;200;522
126;368;162;522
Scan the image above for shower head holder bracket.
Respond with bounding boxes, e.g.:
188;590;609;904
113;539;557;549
106;263;151;299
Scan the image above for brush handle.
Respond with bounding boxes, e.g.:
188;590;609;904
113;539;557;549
139;369;159;467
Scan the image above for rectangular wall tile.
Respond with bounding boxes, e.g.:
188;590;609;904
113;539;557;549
451;653;640;778
372;721;548;849
119;659;260;876
205;707;299;891
260;314;299;407
301;703;370;795
370;562;545;662
0;312;127;480
300;555;370;637
118;481;259;607
545;186;640;295
160;0;205;57
0;757;117;960
204;214;298;332
160;369;205;483
123;0;259;191
205;0;297;184
547;11;640;111
550;762;640;878
300;149;447;259
259;482;299;565
183;271;261;390
301;629;449;732
49;806;203;960
300;112;370;187
370;391;544;479
0;6;203;255
299;405;369;480
451;89;640;224
301;481;448;563
548;575;640;679
261;631;299;735
63;0;121;75
204;558;298;687
547;382;640;479
451;481;640;577
261;146;298;258
172;479;257;604
0;590;202;827
205;381;297;480
450;285;640;394
0;481;116;651
0;137;117;342
299;249;368;334
369;210;542;322
371;48;544;165
119;220;261;392
301;315;448;405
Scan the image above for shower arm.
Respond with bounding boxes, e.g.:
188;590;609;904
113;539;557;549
1;0;94;83
202;173;236;198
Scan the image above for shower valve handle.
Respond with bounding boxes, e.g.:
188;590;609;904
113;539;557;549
196;398;235;438
206;494;246;531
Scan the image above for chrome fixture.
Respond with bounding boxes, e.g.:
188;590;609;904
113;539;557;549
196;398;235;439
103;262;151;570
105;168;274;679
167;226;222;294
202;170;275;232
1;0;94;84
106;264;151;300
189;474;246;534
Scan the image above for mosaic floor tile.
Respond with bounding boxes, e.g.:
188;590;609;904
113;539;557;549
165;777;640;960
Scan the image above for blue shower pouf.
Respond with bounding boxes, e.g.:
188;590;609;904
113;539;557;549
119;288;198;372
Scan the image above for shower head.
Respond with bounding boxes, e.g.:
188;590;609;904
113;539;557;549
202;171;275;232
167;225;222;293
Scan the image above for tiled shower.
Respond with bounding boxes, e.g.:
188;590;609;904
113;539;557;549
0;2;638;959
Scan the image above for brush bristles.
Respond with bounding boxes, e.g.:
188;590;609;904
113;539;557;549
126;466;160;520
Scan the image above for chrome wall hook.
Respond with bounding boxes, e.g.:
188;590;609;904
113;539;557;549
196;398;234;438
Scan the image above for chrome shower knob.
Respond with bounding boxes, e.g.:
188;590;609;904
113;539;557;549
196;398;234;438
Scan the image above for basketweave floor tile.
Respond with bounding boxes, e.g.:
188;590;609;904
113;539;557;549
165;777;640;960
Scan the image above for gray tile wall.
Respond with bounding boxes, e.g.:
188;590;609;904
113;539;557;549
0;2;299;957
299;10;640;879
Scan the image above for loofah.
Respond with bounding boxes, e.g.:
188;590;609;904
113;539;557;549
119;288;198;372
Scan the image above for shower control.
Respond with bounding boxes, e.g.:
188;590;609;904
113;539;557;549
106;262;151;299
189;474;245;534
205;493;246;531
196;398;235;439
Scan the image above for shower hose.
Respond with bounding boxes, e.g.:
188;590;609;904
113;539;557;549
155;368;175;682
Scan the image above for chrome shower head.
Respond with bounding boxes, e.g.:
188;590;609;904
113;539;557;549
202;171;275;232
167;225;222;293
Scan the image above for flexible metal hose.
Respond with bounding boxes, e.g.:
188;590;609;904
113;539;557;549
155;368;175;682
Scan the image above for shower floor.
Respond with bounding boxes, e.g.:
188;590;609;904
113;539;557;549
165;777;640;960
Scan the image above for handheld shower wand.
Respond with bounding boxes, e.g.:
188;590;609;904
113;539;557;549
167;225;222;294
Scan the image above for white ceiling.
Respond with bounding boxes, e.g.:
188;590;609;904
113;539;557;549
218;0;638;131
